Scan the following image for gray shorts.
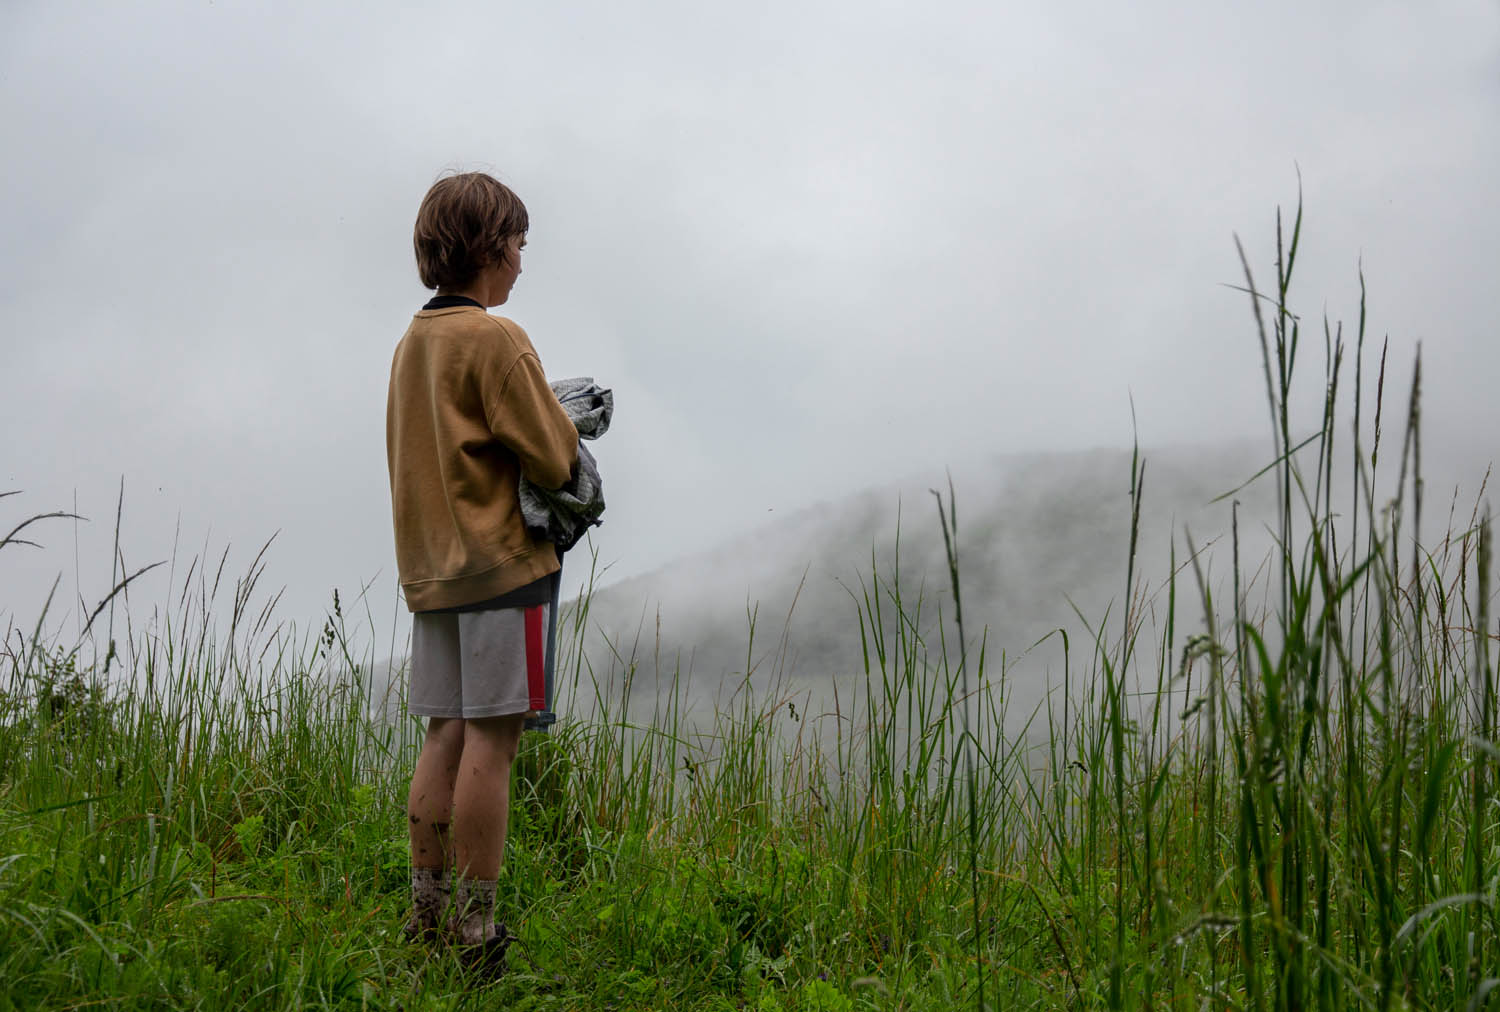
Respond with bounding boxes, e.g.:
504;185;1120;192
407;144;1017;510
409;603;550;720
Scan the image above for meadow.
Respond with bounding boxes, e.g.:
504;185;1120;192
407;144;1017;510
2;206;1496;1010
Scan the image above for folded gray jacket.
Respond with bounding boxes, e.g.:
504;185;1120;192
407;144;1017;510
518;377;612;552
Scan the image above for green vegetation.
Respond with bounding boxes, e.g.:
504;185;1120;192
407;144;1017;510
2;205;1497;1009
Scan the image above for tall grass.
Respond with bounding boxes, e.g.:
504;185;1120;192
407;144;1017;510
1;200;1496;1009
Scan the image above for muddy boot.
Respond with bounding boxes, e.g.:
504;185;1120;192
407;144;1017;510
452;877;510;977
402;866;450;943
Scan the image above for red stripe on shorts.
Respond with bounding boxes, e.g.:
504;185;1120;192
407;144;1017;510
524;604;546;712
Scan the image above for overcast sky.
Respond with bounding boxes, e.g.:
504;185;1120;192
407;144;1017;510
2;0;1497;642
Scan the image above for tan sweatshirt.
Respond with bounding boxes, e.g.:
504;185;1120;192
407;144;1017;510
386;307;579;612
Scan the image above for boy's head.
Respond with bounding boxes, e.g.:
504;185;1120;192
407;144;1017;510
413;172;529;292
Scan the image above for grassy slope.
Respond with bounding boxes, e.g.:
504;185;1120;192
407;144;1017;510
2;210;1498;1011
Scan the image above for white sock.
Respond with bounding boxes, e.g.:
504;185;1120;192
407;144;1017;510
452;877;500;945
406;866;450;935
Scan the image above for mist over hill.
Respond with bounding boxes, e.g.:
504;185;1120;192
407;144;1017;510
562;441;1291;734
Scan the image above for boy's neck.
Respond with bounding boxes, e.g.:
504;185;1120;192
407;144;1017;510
424;293;486;311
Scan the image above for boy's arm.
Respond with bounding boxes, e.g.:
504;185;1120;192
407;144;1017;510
487;352;579;490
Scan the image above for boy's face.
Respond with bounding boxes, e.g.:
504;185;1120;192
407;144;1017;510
482;234;526;307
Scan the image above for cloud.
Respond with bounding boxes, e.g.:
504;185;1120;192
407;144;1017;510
2;0;1496;640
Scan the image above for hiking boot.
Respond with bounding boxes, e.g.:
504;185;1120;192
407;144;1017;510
458;922;512;980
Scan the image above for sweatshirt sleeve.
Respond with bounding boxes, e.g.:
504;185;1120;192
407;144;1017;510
486;351;580;491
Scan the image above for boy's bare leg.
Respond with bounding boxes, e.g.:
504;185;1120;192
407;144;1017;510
451;713;525;944
409;716;465;867
404;717;465;940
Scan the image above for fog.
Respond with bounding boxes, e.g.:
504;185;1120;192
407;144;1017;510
567;444;1274;727
552;426;1492;741
3;1;1497;696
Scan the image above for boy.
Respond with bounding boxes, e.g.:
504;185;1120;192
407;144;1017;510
386;172;578;968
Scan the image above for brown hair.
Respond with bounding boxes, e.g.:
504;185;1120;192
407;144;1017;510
413;172;529;290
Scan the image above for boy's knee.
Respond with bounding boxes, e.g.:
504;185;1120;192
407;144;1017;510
464;715;524;762
423;716;466;758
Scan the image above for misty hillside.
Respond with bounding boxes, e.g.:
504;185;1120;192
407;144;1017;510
567;441;1286;727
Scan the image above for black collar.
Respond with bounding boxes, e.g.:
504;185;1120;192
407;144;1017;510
422;295;485;311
